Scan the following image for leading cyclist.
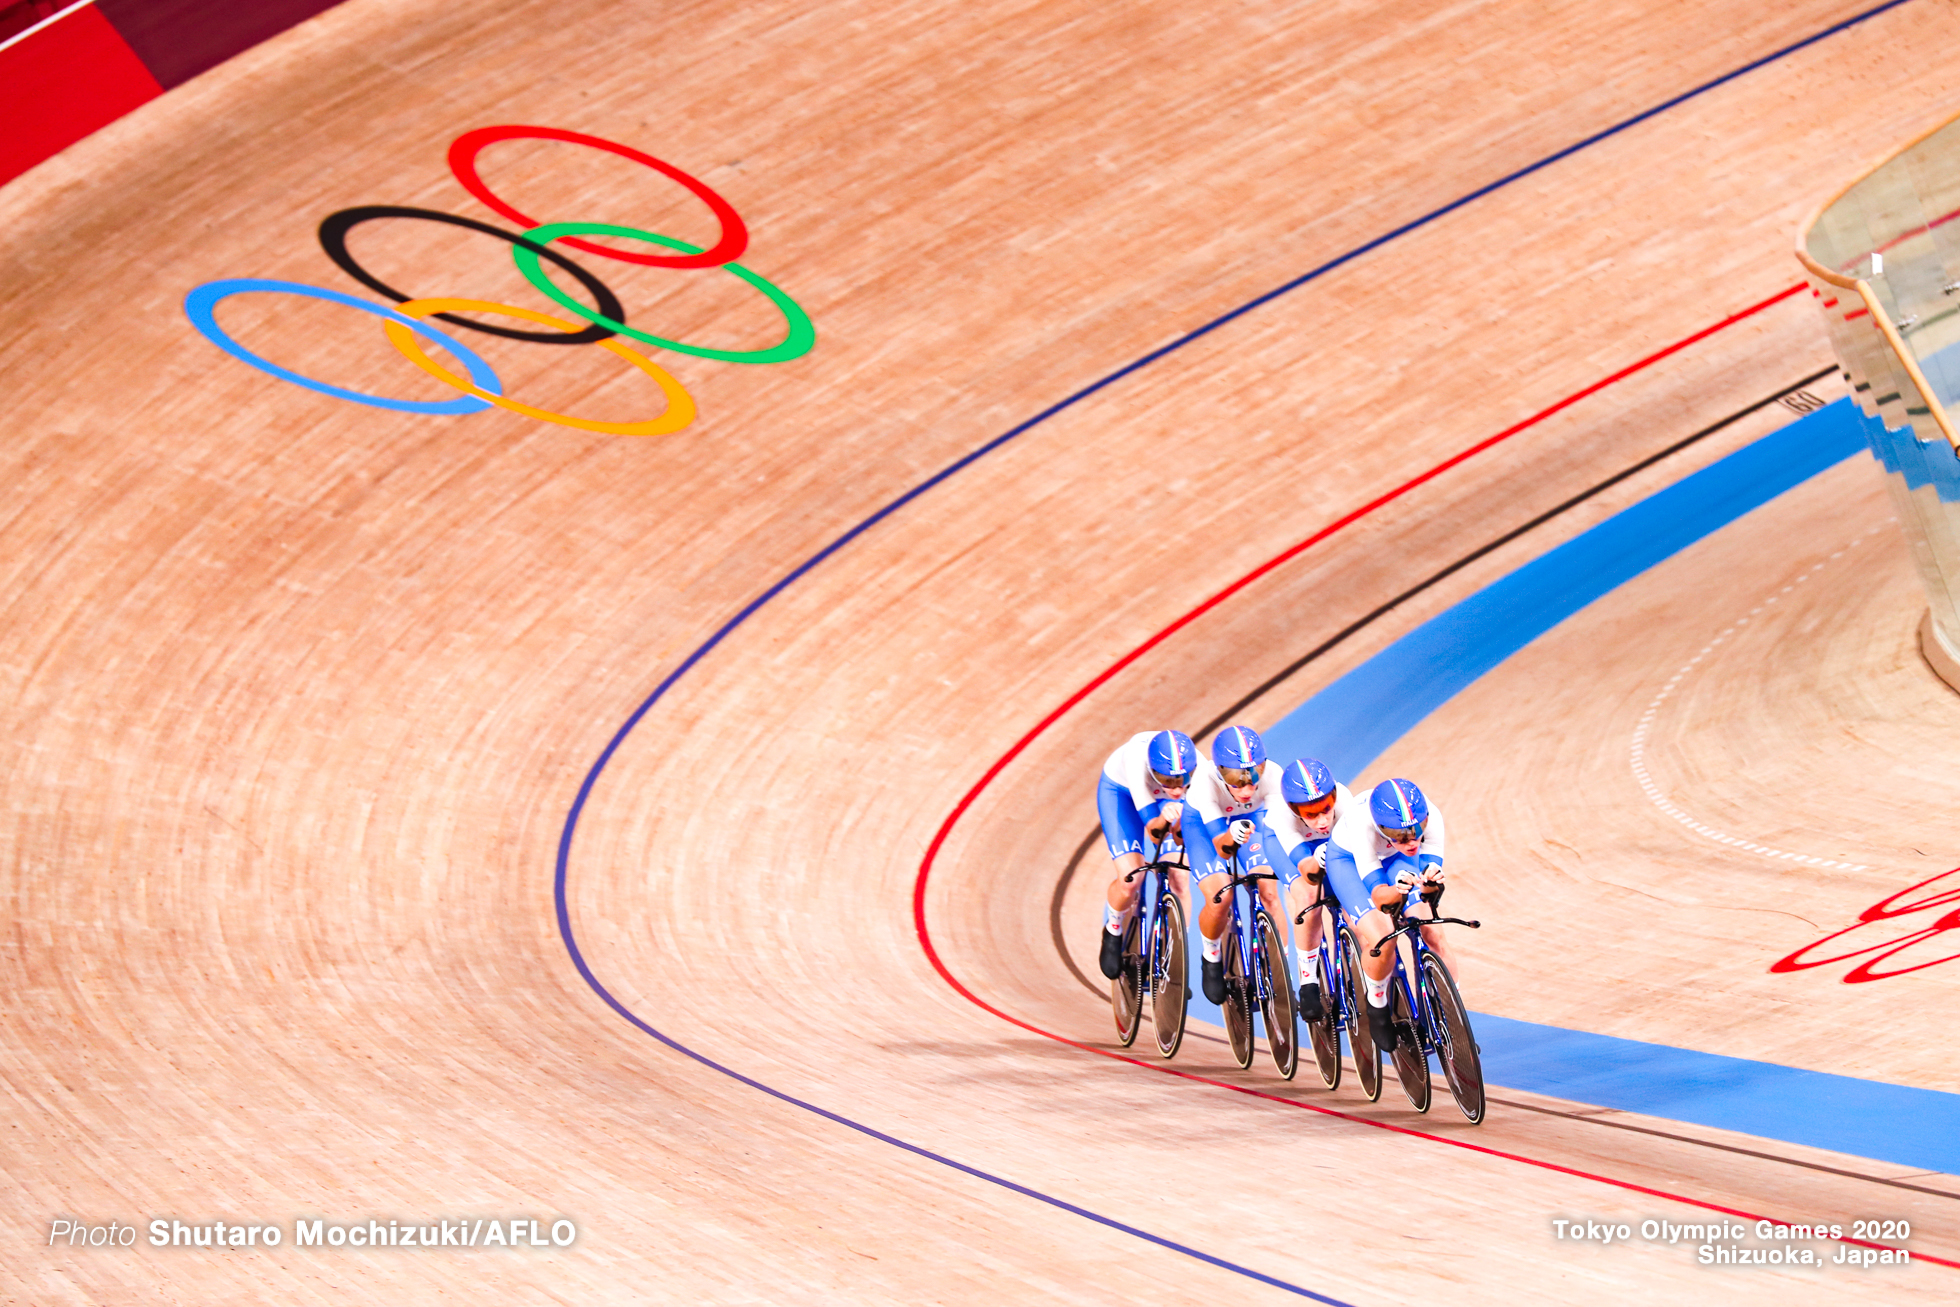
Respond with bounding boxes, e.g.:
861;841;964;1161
1180;725;1294;1006
1263;757;1355;1024
1322;778;1449;1054
1096;729;1200;981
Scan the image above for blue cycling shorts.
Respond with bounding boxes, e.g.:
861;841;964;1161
1322;845;1421;924
1097;774;1148;859
1180;807;1296;889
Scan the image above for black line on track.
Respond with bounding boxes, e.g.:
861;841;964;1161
1485;1095;1960;1200
1036;365;1960;1199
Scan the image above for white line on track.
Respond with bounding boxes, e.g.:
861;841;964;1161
1629;528;1883;871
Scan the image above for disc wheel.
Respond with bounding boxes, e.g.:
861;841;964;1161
1222;928;1254;1069
1388;972;1432;1112
1341;927;1381;1102
1305;944;1342;1091
1255;911;1298;1080
1110;915;1143;1047
1150;890;1188;1059
1422;951;1487;1124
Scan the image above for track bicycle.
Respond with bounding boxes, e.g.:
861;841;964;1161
1294;879;1353;1093
1208;853;1297;1078
1110;839;1190;1058
1362;885;1486;1123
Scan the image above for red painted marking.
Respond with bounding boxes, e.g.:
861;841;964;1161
1772;867;1960;982
914;281;1953;1271
1845;308;1870;321
0;5;161;187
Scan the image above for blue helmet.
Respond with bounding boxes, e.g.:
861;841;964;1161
1211;725;1267;780
1280;758;1337;806
1369;779;1428;842
1145;729;1198;783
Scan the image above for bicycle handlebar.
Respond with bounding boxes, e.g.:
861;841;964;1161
1122;853;1189;884
1210;870;1278;903
1367;896;1482;956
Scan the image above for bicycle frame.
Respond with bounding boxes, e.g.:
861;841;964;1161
1369;890;1481;1057
1210;852;1282;1007
1125;836;1187;992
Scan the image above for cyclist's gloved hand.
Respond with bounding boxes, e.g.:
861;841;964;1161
1228;819;1255;846
1394;867;1422;892
1160;801;1184;826
1313;842;1330;871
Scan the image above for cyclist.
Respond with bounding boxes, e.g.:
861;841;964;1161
1263;758;1354;1024
1322;778;1449;1054
1180;725;1292;1006
1096;729;1200;980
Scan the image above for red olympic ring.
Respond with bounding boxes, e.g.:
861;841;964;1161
448;126;748;270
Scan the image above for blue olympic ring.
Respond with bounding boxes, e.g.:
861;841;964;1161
184;279;504;415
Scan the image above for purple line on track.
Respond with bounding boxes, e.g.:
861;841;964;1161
552;2;1914;1294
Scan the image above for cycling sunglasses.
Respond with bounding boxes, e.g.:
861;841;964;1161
1218;766;1261;788
1289;794;1337;820
1378;821;1426;845
1148;769;1191;789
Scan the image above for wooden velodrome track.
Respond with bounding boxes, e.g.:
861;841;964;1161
6;0;1960;1301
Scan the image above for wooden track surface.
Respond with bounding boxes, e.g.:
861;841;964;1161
6;0;1960;1301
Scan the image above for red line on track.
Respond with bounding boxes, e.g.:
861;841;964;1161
913;279;1958;1271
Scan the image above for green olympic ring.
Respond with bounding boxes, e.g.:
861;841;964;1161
512;221;815;365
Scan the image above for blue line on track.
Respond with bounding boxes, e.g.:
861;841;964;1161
1264;400;1960;1173
1263;401;1868;779
554;4;1916;1291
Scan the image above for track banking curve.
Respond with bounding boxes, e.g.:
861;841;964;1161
553;2;1928;1289
911;309;1956;1271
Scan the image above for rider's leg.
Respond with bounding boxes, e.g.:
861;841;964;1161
1104;851;1146;912
1419;922;1455;975
1193;871;1232;1003
1350;902;1402;1050
1095;778;1150;979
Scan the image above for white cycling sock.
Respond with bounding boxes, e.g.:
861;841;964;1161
1297;950;1320;986
1201;934;1222;963
1103;902;1135;935
1366;973;1390;1007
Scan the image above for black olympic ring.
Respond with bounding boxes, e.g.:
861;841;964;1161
316;206;627;346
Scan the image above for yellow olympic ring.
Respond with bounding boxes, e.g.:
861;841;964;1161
382;297;696;436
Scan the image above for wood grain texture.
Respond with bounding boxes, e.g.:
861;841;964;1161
4;0;1959;1301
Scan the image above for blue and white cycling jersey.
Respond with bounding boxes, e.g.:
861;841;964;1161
1322;791;1446;921
1262;780;1356;873
1095;732;1187;858
1180;757;1289;883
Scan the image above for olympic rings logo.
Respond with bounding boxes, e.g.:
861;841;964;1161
1770;866;1960;983
183;125;813;437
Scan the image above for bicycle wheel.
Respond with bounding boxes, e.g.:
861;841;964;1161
1422;951;1487;1124
1388;969;1432;1112
1150;890;1188;1059
1340;927;1381;1102
1222;928;1254;1069
1255;910;1298;1080
1110;914;1143;1047
1305;943;1342;1091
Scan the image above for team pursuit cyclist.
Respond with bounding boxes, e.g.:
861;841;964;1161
1179;726;1300;1006
1096;729;1201;982
1321;778;1450;1054
1263;758;1354;1024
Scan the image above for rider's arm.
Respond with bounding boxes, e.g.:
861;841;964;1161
1417;803;1446;876
1119;749;1165;824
